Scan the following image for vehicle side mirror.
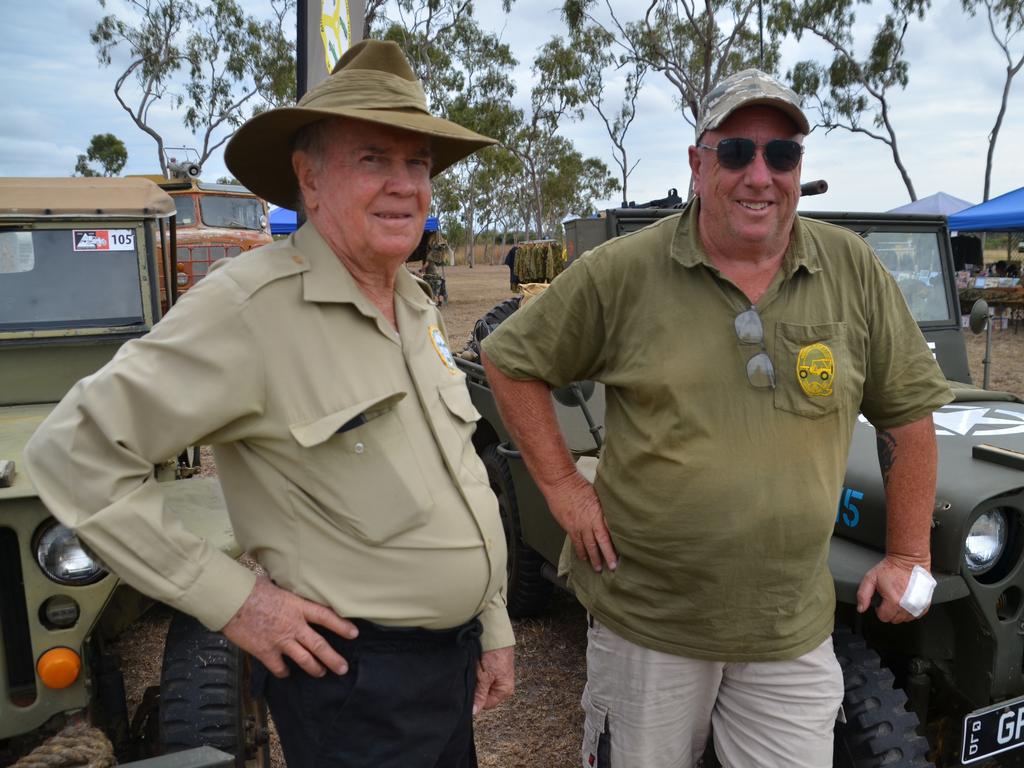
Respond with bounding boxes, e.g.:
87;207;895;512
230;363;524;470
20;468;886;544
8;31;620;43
552;380;596;407
969;299;990;335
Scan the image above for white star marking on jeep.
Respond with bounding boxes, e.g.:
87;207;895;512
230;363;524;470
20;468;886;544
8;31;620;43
858;406;1024;436
931;406;1024;436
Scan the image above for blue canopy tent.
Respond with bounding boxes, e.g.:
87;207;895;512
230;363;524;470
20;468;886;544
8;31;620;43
948;187;1024;232
888;192;975;216
269;206;297;235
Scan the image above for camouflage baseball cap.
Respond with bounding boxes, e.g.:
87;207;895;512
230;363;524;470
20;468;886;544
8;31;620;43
697;69;810;137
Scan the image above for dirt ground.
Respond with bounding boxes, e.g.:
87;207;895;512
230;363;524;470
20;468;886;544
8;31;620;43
435;264;519;352
963;316;1024;396
112;262;1024;768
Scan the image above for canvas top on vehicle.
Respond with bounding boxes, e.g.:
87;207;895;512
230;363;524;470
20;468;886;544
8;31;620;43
0;177;176;219
0;177;177;406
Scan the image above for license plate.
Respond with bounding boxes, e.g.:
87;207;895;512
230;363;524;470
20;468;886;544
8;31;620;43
962;694;1024;764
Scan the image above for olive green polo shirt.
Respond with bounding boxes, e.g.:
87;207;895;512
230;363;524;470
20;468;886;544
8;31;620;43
482;200;951;661
25;223;514;651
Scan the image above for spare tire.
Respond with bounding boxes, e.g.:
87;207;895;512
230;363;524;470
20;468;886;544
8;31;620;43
468;296;522;357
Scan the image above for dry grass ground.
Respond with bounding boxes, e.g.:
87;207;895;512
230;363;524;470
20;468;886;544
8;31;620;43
113;261;1024;768
435;264;519;352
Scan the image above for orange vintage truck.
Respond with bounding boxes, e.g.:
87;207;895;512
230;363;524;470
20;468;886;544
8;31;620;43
138;167;273;308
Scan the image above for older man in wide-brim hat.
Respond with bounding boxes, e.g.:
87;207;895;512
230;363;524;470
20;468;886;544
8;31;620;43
26;40;515;768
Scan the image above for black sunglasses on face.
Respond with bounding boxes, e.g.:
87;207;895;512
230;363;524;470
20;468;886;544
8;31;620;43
697;138;804;173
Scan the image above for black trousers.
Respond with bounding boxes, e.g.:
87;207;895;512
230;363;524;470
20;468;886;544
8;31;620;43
253;618;482;768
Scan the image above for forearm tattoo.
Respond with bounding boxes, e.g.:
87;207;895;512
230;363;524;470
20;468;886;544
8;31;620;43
876;429;897;489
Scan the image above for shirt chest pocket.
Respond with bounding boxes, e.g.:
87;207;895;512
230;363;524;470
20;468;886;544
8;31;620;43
287;392;433;543
434;381;488;484
772;321;852;419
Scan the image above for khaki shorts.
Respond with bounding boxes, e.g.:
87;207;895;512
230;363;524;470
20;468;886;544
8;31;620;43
581;618;844;768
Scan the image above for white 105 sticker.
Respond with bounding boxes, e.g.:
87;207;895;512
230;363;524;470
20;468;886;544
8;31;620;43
73;229;135;252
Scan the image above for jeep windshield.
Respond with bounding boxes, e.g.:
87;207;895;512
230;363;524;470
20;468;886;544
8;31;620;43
862;230;950;323
199;195;265;231
0;227;145;330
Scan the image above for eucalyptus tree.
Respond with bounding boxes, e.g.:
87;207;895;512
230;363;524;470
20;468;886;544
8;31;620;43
540;140;620;234
962;0;1023;201
562;0;784;136
374;2;523;264
568;24;647;204
379;3;614;246
433;24;519;266
373;0;514;110
379;4;519;265
90;0;295;176
781;0;928;201
506;36;590;236
461;147;524;264
484;150;529;248
74;133;129;177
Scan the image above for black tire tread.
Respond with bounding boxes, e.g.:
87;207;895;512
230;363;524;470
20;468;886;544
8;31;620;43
469;296;522;356
481;443;552;617
159;612;246;757
833;625;933;768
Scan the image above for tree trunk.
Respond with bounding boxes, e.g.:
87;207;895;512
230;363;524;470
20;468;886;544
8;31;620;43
465;199;476;268
620;146;629;205
877;96;916;201
983;62;1020;201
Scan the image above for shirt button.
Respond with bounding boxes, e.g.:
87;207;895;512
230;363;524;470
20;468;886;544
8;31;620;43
354;442;365;454
485;538;492;549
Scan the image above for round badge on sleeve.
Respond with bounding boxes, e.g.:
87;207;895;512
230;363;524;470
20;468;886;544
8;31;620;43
429;325;459;374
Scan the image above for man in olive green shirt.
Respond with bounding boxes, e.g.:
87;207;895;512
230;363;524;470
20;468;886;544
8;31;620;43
482;69;951;767
27;41;513;768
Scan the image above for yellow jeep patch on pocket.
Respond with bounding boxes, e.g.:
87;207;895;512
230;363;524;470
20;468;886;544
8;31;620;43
796;343;834;397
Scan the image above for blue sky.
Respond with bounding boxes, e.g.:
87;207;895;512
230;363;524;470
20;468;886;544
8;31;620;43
3;0;1022;214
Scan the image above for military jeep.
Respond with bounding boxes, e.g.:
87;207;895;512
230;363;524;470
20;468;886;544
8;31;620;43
458;197;1024;767
0;177;265;767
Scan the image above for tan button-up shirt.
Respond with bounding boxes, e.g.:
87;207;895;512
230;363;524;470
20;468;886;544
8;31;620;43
25;223;514;651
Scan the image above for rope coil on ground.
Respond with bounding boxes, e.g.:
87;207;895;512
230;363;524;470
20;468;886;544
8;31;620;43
11;722;116;768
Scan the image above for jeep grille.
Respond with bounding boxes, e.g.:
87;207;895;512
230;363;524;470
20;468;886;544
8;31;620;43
0;527;37;706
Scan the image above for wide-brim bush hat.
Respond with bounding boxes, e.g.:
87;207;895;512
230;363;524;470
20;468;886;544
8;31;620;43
225;40;497;209
697;68;810;138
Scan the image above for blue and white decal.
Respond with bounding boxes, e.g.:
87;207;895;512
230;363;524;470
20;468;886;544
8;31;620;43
429;324;459;375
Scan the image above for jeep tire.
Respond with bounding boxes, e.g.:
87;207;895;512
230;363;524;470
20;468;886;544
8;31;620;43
159;611;269;767
468;296;521;357
833;625;933;767
481;443;552;617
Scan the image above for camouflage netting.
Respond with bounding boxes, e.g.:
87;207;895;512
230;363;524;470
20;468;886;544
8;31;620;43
513;242;565;284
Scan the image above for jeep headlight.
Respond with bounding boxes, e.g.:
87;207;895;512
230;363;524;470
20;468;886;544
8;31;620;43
964;509;1008;575
36;522;107;585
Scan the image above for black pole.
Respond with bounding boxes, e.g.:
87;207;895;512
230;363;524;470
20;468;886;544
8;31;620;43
296;0;309;100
